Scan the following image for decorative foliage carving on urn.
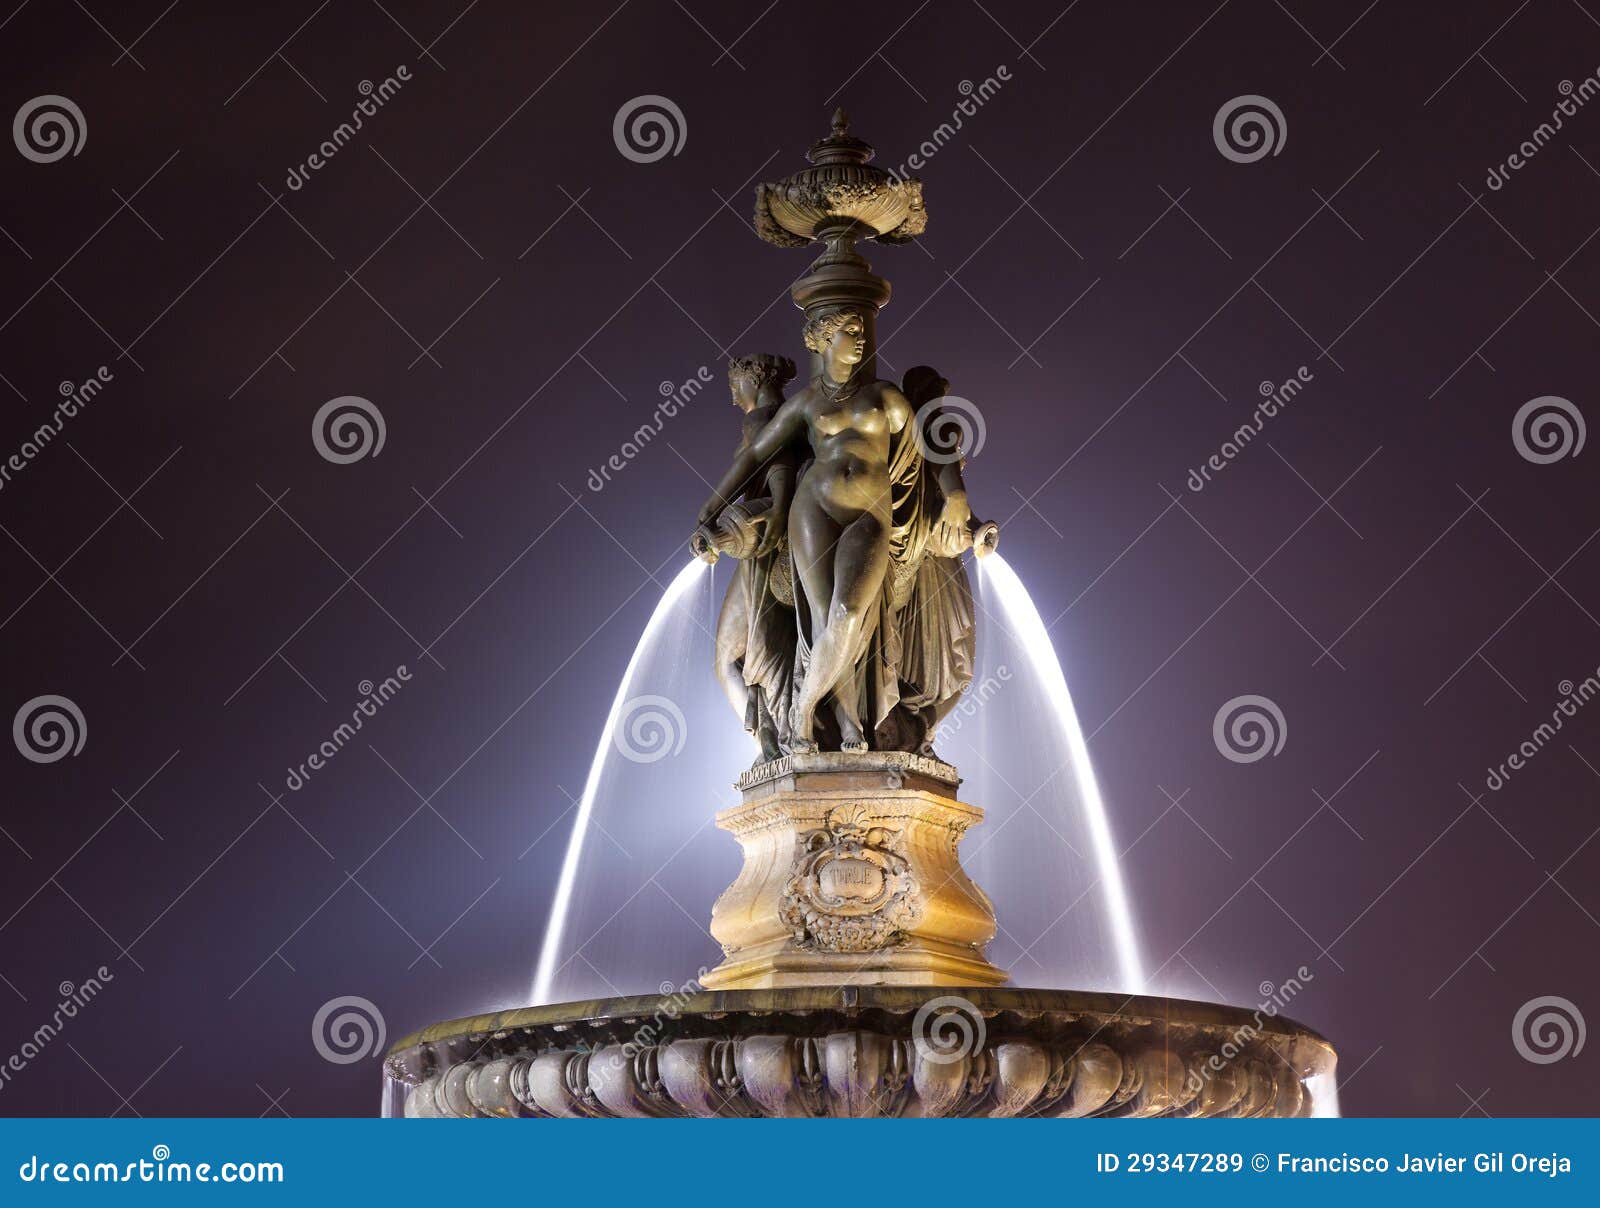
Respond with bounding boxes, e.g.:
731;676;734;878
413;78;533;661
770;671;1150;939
751;109;928;249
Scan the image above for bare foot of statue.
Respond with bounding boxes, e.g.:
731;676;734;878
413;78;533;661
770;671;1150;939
786;723;819;755
834;698;868;753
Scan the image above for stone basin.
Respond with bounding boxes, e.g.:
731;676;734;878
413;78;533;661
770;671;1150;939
385;985;1335;1118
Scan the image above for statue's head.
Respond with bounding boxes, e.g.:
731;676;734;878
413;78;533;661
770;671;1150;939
901;365;949;407
727;353;796;411
803;309;866;369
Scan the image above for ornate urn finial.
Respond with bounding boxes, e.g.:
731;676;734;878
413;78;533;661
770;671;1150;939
752;111;926;250
752;112;929;369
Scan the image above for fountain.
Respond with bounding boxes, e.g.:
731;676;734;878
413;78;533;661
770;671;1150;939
528;558;718;1006
383;112;1335;1118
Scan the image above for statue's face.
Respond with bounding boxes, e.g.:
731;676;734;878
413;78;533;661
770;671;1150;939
729;373;758;412
829;316;865;367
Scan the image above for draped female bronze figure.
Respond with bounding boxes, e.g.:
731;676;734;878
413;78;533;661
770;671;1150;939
705;354;799;761
697;318;984;757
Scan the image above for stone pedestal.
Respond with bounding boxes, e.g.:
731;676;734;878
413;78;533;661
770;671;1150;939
701;752;1008;990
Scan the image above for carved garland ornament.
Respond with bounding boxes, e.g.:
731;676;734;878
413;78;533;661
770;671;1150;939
779;804;921;952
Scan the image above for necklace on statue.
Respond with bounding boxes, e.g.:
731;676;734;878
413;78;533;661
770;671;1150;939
817;368;861;405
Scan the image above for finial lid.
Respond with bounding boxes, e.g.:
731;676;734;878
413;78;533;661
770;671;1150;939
808;107;874;166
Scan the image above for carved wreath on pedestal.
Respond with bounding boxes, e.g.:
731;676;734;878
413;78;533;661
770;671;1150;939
779;804;921;952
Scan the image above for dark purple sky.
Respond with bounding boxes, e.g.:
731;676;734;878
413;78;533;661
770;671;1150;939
2;0;1598;1117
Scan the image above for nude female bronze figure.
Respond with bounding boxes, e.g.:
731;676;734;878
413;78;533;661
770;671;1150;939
697;312;981;755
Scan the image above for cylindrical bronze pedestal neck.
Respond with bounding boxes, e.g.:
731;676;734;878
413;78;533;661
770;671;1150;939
792;220;892;380
752;110;927;382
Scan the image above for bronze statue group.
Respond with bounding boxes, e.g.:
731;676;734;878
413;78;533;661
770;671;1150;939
693;308;989;764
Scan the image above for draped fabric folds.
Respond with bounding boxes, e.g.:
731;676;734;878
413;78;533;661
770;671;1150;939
785;423;976;754
739;535;794;740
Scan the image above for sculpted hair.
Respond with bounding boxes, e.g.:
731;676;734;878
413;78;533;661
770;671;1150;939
802;309;864;355
728;353;797;390
901;364;948;407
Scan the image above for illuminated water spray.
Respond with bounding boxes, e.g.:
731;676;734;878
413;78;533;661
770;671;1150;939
976;552;1146;991
533;551;1147;1001
530;558;710;1004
